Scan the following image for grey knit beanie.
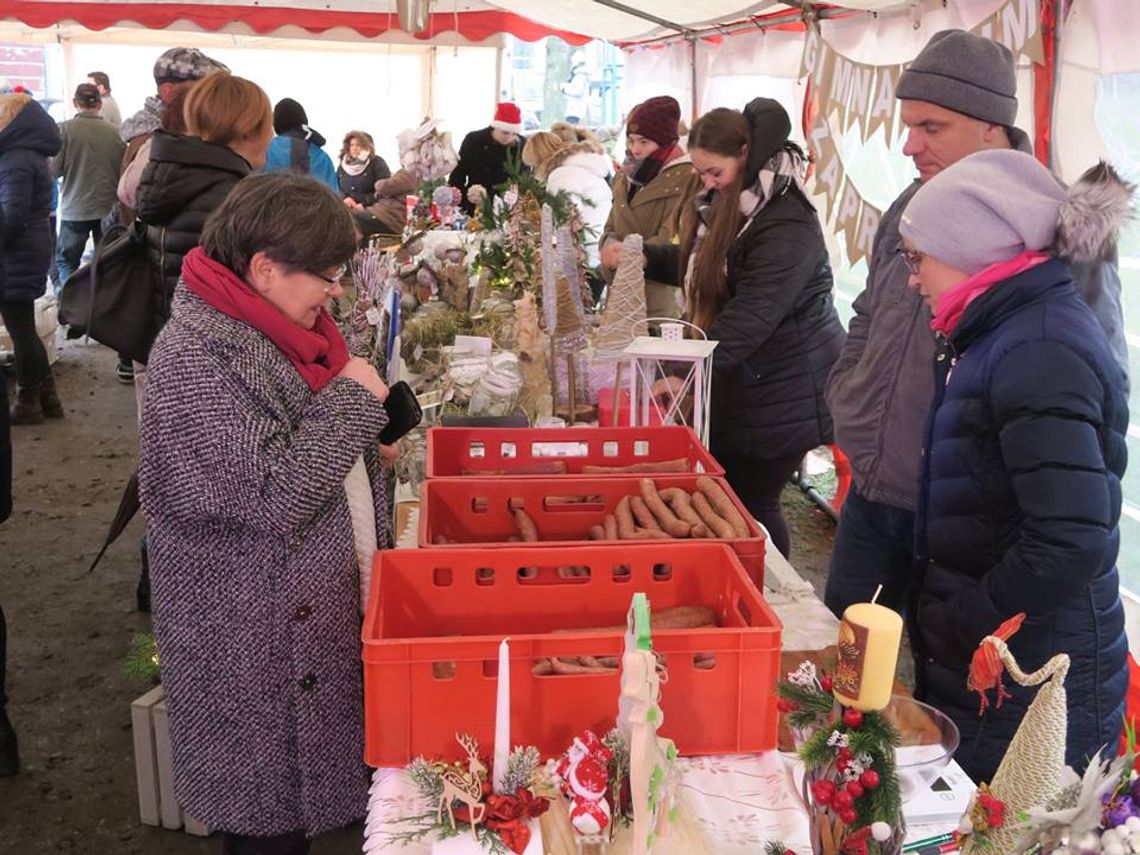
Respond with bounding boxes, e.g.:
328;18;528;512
897;30;1017;126
899;149;1066;275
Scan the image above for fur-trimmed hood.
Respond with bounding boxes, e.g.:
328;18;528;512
1056;160;1135;264
540;141;611;179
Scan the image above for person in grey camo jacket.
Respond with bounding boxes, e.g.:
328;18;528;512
139;173;393;855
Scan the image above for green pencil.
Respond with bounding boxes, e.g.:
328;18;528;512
902;832;956;853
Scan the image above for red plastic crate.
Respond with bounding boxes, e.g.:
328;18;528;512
362;544;782;766
418;474;766;587
425;426;723;478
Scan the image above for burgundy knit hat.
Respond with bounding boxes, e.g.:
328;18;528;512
627;96;681;148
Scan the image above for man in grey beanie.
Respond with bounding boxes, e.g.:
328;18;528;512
822;29;1127;620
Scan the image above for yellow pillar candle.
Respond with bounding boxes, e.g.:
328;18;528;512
833;586;903;711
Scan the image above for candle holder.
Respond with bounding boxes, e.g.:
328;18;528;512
769;662;905;855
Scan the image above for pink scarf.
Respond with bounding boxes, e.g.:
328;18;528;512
182;247;350;393
930;251;1051;337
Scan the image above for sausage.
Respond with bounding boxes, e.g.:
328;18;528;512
640;479;692;537
513;508;539;542
587;524;606;541
630;527;673;539
603;514;618;541
615;496;637;539
661;487;708;537
630;496;664;532
580;458;689;474
691;492;736;539
696;476;751;538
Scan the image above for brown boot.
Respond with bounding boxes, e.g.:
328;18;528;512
10;385;44;425
40;374;63;418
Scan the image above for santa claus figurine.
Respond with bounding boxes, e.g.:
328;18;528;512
553;730;614;837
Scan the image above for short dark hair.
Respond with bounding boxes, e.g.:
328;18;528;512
73;83;101;109
200;173;356;279
87;71;110;91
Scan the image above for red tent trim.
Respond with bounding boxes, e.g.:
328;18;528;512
0;1;592;44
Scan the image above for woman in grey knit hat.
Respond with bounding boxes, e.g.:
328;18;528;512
900;148;1133;782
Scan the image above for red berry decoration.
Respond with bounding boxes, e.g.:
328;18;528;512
846;781;865;799
820;674;834;693
832;789;854;811
812;780;836;805
839;808;858;825
842;708;864;728
860;770;880;790
836;756;849;773
776;698;797;713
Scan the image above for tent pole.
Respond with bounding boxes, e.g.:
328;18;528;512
590;0;690;34
622;6;856;50
689;36;699;123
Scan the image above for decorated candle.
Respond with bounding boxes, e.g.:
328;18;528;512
492;637;510;792
832;586;903;711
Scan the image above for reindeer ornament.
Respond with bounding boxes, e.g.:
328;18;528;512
436;733;488;838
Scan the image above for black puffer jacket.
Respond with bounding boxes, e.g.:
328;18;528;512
134;131;250;354
0;100;61;302
337;155;390;206
913;258;1129;782
646;102;845;460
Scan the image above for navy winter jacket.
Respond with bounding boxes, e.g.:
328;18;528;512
0;100;61;302
912;258;1129;783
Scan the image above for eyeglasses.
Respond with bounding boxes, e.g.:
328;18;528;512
311;265;347;293
898;248;923;275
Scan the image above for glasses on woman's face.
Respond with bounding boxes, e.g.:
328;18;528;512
311;265;347;294
898;247;924;275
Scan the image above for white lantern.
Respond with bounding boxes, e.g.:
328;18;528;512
622;334;717;446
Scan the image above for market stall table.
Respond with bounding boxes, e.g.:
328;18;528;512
361;506;968;853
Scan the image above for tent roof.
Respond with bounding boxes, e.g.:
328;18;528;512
1;0;909;45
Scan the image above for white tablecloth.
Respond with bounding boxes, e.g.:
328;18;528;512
368;506;964;852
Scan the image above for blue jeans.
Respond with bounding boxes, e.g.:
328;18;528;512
55;218;102;288
823;487;914;618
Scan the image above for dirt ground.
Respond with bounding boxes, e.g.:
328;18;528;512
0;337;841;854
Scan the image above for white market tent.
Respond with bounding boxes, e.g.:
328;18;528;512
0;0;1132;180
3;0;1140;617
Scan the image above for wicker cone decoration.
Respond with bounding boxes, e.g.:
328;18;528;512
596;234;648;354
553;276;585;339
960;636;1070;855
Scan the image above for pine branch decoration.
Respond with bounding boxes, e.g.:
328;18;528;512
501;746;541;794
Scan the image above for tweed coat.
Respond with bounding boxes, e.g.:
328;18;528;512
138;284;389;836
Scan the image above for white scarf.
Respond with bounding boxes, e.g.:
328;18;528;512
339;154;371;177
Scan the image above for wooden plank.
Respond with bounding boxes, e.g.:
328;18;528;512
152;698;183;830
130;685;165;827
182;814;211;837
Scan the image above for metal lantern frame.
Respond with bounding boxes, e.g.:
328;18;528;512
623;331;718;447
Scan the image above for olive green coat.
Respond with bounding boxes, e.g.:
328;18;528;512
604;156;700;319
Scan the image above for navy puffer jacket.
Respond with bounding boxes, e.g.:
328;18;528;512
0;100;61;302
912;258;1129;783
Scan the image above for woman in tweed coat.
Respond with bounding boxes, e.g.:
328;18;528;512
139;173;391;855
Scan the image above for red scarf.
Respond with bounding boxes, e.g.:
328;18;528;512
930;251;1051;337
182;247;350;393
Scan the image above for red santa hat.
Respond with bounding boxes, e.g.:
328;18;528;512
490;101;524;135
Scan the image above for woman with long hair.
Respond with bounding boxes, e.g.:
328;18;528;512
336;130;390;209
645;99;844;557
